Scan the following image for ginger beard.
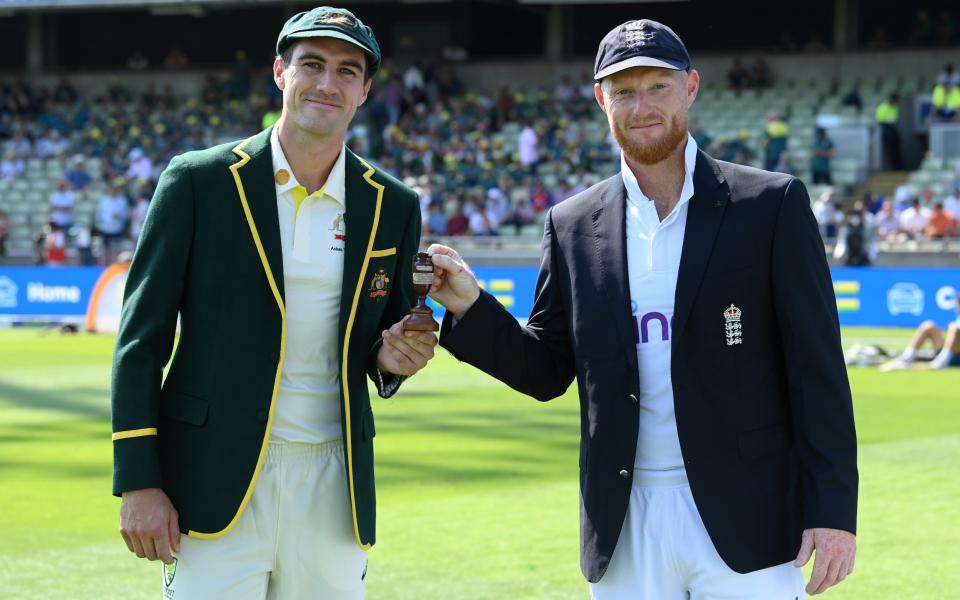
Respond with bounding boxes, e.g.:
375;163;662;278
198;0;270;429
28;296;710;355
612;110;688;165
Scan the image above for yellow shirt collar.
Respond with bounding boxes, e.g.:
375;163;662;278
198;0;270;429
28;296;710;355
270;126;346;206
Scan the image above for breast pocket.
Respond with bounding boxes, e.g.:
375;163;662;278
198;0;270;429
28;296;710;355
702;264;758;287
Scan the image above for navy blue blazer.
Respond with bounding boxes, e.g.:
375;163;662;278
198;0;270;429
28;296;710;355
440;150;857;583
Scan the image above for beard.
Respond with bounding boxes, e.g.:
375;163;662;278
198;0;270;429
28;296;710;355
612;111;688;165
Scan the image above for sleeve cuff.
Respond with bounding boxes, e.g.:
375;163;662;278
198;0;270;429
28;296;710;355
367;337;407;398
374;368;405;398
112;434;163;496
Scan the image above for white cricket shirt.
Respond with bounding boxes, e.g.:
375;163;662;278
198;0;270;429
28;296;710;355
623;133;697;472
270;127;347;443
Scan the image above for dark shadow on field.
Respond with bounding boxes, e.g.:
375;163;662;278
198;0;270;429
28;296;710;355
373;408;580;486
0;380;109;420
378;407;578;439
0;459;108;479
374;456;554;487
0;420;108;444
374;389;457;398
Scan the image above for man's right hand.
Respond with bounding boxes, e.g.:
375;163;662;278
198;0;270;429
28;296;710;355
119;487;181;564
427;244;481;319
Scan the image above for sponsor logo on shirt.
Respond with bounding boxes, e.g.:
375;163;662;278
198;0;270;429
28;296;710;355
330;213;346;242
632;310;670;345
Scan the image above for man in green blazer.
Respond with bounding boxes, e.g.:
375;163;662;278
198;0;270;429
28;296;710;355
111;7;436;598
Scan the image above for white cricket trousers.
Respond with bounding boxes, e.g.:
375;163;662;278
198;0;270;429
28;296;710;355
590;470;805;600
162;440;368;600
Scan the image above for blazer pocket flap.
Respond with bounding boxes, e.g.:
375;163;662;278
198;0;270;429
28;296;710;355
369;247;397;258
738;423;791;459
160;392;209;426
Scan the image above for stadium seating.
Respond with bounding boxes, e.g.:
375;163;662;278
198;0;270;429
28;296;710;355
1;68;957;262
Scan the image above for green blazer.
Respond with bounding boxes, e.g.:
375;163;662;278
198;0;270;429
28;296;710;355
111;127;420;549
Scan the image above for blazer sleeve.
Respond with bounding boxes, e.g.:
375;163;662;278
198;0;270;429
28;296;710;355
772;178;858;534
439;208;576;401
365;190;421;398
111;156;193;496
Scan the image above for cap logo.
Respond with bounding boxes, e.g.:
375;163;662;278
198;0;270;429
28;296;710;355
623;22;656;47
318;12;357;28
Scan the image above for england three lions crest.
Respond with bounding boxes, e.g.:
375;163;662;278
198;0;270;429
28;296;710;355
723;304;742;346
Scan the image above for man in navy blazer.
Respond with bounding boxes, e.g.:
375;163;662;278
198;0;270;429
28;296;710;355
428;19;857;599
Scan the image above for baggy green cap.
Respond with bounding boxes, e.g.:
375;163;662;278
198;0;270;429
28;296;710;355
276;6;381;77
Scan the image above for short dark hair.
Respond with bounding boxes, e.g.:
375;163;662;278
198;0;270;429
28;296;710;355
279;40;372;83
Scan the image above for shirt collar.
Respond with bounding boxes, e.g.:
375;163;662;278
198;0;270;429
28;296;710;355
270;126;346;206
620;132;698;212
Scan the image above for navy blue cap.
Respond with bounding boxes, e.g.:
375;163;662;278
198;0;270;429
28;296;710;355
594;19;690;81
277;7;381;77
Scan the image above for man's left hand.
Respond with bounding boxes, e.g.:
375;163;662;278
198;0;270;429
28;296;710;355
376;317;437;376
794;527;856;595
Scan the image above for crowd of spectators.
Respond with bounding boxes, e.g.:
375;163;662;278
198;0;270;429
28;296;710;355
812;179;960;267
362;63;617;238
1;61;624;263
3;42;960;264
0;72;261;263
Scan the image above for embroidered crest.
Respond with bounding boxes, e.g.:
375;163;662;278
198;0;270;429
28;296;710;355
724;304;742;346
318;12;356;28
623;21;656;47
330;213;345;241
369;269;390;298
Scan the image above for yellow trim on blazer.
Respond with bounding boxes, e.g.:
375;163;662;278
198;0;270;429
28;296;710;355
187;136;287;540
369;247;396;258
111;428;158;441
342;156;386;551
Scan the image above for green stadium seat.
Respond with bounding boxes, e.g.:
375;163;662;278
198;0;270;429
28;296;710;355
8;212;29;227
2;190;25;204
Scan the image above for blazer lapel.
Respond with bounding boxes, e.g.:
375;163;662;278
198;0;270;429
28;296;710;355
672;150;729;344
229;128;285;303
592;176;638;375
338;149;381;356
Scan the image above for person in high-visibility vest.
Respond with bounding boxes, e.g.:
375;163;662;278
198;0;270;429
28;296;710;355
932;83;960;121
875;93;902;170
763;111;790;171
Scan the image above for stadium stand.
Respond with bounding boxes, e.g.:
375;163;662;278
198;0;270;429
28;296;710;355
1;2;959;266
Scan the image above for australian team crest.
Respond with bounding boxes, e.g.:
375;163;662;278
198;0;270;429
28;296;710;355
163;557;178;587
369;269;390;299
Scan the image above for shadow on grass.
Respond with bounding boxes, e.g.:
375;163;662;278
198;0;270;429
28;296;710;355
0;420;108;444
0;380;110;420
0;459;109;479
374;452;578;488
373;408;581;487
378;408;579;449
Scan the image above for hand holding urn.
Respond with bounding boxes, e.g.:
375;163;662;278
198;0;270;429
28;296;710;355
403;252;440;331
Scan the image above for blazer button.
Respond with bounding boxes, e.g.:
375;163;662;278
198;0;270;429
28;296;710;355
627;393;638;404
619;469;630;479
256;410;268;424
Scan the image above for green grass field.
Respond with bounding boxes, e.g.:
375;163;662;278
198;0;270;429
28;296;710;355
0;327;957;599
